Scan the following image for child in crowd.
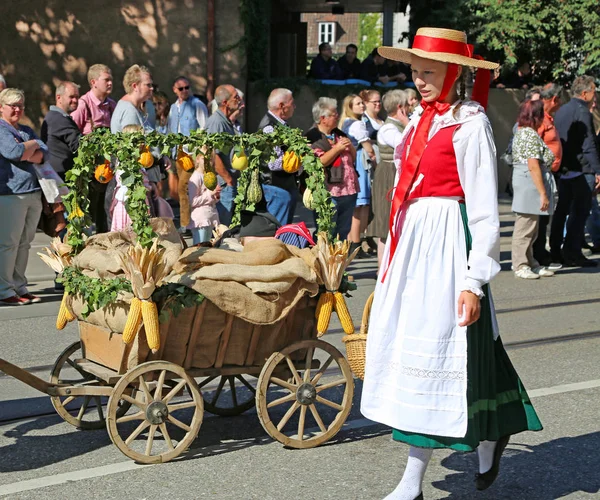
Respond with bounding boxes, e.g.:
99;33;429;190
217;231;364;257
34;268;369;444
187;157;220;245
110;124;173;231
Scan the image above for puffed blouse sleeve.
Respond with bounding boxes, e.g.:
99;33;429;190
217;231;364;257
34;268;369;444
454;113;501;295
348;120;370;143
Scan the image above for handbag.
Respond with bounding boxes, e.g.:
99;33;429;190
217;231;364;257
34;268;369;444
33;162;69;203
38;197;67;237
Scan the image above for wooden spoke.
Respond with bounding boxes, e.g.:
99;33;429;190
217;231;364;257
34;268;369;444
66;358;89;379
167;415;191;432
62;396;76;407
315;395;343;411
162;379;187;404
94;396;105;421
310;355;334;385
159;423;174;451
106;361;203;464
138;376;153;404
77;395;91;421
229;377;238;407
122;394;146;410
256;340;354;449
309;404;327;433
154;370;166;400
276;401;300;432
303;348;314;382
117;411;145;424
267;392;296;409
297;405;307;441
125;420;150;445
167;401;197;413
210;376;227;406
145;425;157;456
315;378;347;392
269;376;296;392
197;376;217;389
235;375;256;394
285;356;302;385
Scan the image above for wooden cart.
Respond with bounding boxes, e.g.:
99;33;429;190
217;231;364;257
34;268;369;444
0;294;354;464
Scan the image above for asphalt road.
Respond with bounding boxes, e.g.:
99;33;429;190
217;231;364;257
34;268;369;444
0;198;599;499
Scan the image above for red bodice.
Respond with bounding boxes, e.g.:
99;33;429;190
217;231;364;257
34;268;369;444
401;124;465;200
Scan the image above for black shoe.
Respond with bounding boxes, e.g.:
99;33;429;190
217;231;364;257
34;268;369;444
589;244;600;254
364;237;378;251
563;255;598;267
582;241;594;251
474;435;510;491
356;247;370;259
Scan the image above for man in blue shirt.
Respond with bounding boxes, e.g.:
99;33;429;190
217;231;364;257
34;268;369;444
550;75;600;267
168;76;208;135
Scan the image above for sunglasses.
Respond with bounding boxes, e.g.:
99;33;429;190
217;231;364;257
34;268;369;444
177;85;190;91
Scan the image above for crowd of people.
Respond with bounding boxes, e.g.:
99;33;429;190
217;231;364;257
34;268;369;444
0;53;598;308
508;75;600;279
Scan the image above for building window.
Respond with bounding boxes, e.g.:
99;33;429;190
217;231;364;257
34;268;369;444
318;22;336;45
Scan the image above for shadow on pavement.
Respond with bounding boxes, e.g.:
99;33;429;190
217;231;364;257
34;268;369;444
432;432;600;499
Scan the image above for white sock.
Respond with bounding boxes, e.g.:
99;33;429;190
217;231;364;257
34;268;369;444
384;446;433;500
477;440;497;474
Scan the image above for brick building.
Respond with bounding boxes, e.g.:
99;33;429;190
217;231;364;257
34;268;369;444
301;13;360;57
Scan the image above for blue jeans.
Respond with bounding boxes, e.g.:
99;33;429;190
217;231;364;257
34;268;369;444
191;226;214;245
331;193;358;241
263;184;292;226
216;184;237;227
584;173;600;245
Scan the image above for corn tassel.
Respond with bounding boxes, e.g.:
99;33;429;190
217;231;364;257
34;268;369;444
333;292;354;334
316;292;334;337
122;297;142;344
141;299;160;353
56;293;72;330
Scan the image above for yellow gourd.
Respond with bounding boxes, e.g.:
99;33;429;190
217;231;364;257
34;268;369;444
67;202;84;220
232;151;249;171
141;299;160;353
303;189;314;210
177;150;194;172
283;151;300;173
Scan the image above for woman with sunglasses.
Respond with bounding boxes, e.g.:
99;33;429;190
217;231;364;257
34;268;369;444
0;88;47;305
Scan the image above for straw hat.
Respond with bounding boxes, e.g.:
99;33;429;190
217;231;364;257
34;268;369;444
378;27;499;70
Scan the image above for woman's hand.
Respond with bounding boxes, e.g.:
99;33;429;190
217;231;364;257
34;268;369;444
539;193;549;212
458;291;481;327
336;137;351;151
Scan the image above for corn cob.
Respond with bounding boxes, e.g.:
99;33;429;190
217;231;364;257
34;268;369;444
333;292;354;334
122;297;142;344
56;293;71;330
316;292;334;337
141;299;160;353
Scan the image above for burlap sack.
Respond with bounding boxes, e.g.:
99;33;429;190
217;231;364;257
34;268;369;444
70;291;133;333
72;218;183;279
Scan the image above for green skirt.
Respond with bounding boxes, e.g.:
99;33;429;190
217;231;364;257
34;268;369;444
392;204;543;451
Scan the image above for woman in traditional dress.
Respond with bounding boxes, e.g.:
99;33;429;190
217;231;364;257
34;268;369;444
360;28;543;500
339;94;378;258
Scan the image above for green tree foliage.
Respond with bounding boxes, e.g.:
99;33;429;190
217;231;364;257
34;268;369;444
407;0;600;83
358;13;383;60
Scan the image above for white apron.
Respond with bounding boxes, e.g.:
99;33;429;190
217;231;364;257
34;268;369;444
361;197;471;438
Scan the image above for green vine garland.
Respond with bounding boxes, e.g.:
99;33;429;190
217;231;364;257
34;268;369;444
65;126;333;253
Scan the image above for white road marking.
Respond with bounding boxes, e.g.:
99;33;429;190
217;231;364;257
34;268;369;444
1;378;599;496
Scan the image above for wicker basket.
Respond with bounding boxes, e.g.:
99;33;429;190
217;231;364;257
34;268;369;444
342;292;374;380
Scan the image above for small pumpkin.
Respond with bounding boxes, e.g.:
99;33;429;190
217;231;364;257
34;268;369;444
282;150;300;174
139;146;154;168
94;160;113;184
203;171;218;191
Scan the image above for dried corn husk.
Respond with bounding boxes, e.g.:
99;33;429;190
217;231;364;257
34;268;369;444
119;239;170;300
37;237;73;273
314;232;358;291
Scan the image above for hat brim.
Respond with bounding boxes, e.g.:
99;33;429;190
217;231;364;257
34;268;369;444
378;46;499;70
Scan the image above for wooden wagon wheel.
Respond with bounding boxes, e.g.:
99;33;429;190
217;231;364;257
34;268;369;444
197;375;257;416
50;341;131;430
106;361;203;464
256;339;354;449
